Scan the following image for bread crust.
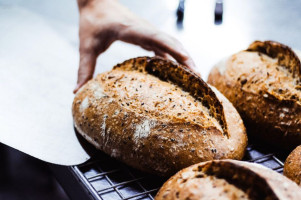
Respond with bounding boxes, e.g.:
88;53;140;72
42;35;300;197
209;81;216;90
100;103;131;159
155;159;301;200
247;40;301;80
284;145;301;185
208;41;301;149
72;57;247;176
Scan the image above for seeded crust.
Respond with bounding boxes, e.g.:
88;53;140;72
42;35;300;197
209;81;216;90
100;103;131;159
284;145;301;185
72;57;247;176
155;160;301;200
208;41;301;150
248;41;301;80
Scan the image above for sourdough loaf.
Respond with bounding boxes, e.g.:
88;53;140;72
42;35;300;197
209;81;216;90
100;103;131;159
208;41;301;149
72;57;247;176
284;145;301;185
155;159;301;200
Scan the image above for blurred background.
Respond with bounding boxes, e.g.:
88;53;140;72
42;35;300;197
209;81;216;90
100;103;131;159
0;0;301;199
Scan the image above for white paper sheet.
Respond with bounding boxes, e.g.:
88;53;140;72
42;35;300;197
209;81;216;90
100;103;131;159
0;6;90;165
0;4;153;165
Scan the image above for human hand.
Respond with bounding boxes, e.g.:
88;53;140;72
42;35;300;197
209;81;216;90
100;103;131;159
74;0;196;93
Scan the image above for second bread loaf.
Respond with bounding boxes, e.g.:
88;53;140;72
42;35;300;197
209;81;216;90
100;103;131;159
208;41;301;149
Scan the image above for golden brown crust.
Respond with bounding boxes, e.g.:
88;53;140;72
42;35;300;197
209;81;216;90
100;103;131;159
208;41;301;149
114;57;229;136
72;57;247;176
247;40;301;80
284;145;301;185
155;160;301;200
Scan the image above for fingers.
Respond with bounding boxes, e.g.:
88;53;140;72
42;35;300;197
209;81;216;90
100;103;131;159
152;33;197;70
178;55;197;71
74;30;115;93
119;28;197;72
154;49;173;60
73;52;96;93
151;36;199;76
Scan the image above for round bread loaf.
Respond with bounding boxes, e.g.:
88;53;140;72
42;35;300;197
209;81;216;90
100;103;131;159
208;41;301;150
72;57;247;176
284;145;301;185
155;159;301;200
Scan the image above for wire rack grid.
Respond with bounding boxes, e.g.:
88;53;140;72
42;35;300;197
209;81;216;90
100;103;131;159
70;144;285;200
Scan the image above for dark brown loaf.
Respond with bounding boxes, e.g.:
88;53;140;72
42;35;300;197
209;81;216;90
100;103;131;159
284;145;301;185
72;57;247;176
155;159;301;200
208;41;301;149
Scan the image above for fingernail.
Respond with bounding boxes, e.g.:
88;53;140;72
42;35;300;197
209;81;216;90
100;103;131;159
185;59;196;69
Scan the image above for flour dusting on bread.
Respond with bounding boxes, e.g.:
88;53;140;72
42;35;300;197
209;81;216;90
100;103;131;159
101;114;107;138
79;97;89;113
90;82;107;99
134;119;156;141
208;41;301;149
72;57;247;176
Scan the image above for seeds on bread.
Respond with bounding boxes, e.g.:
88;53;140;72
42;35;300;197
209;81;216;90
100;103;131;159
208;41;301;149
155;159;301;200
72;57;247;176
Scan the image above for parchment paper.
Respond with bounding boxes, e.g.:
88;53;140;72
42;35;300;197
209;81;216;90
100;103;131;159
0;5;152;165
0;7;90;165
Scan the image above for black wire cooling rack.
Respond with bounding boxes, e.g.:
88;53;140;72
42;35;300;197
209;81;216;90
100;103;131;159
65;144;285;200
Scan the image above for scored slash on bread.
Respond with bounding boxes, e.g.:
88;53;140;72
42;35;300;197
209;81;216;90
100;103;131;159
208;41;301;150
72;57;247;176
114;57;229;137
247;40;301;81
155;160;301;200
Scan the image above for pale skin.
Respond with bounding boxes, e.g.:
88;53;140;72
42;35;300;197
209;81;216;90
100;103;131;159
74;0;196;93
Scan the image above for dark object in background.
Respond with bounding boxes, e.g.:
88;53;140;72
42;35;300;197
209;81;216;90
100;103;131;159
176;0;185;29
215;0;223;25
0;143;69;200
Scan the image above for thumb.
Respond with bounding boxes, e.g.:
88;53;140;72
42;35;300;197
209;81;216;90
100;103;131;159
73;51;96;94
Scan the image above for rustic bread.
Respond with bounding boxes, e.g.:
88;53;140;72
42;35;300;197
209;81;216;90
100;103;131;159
155;159;301;200
208;41;301;150
72;57;247;176
284;145;301;185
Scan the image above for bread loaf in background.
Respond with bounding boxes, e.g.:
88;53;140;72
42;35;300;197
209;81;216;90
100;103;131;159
284;145;301;185
72;57;247;176
208;41;301;150
155;159;301;200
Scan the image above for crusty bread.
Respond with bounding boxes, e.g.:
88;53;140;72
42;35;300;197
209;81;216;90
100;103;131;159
72;57;247;176
208;41;301;150
284;145;301;185
155;159;301;200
